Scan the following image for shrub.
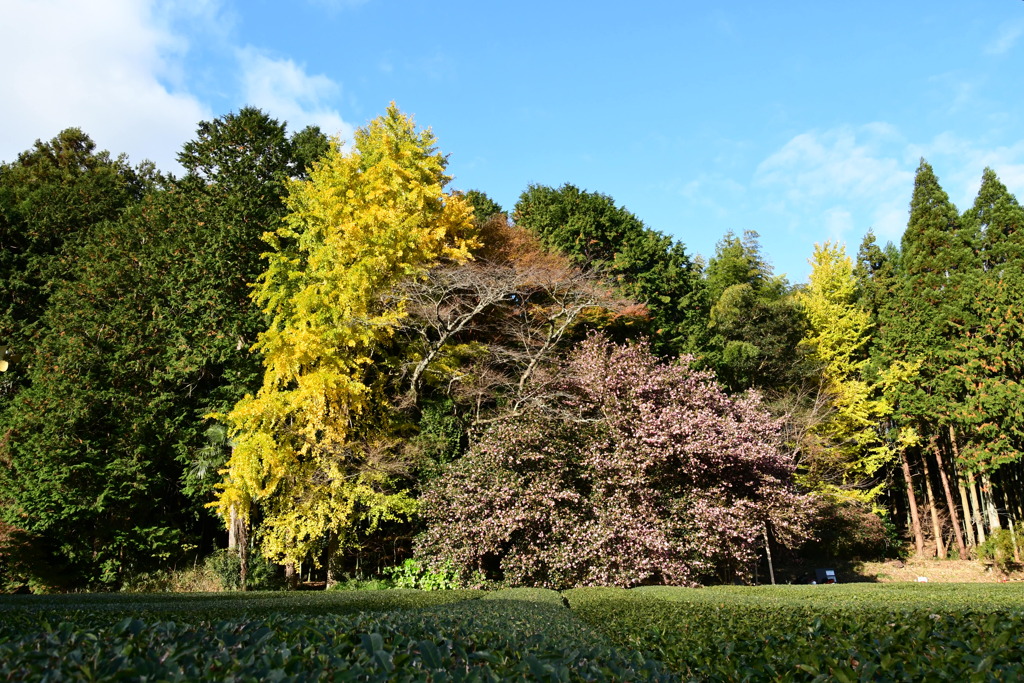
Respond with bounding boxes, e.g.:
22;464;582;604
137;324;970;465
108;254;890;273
977;523;1024;574
383;559;462;590
804;497;898;562
120;563;223;593
204;549;280;591
328;576;391;591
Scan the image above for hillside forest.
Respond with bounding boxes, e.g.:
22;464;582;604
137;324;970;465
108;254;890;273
2;105;1023;592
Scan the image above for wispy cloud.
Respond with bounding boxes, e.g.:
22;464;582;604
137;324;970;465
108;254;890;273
237;48;354;142
909;133;1024;211
985;20;1024;56
754;124;914;243
754;124;1024;248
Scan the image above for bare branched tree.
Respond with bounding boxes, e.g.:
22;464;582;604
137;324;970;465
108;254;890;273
391;225;638;430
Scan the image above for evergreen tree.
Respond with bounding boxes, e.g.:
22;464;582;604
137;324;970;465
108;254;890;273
954;169;1024;475
0;130;150;403
513;183;707;355
463;190;505;225
704;230;810;393
875;160;977;557
0;111;323;587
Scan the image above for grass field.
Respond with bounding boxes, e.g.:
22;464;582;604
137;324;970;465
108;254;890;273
2;584;1023;681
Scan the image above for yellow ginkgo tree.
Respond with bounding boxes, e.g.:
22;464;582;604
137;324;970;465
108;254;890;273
797;242;891;506
211;104;476;579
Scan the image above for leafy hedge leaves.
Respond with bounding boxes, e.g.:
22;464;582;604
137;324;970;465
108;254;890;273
0;589;674;682
567;585;1024;682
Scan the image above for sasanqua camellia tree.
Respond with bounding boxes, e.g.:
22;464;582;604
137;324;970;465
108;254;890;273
213;104;477;579
417;335;813;588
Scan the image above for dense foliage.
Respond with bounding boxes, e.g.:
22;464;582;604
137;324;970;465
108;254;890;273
0;111;326;589
568;585;1024;681
418;335;812;587
3;586;1024;680
2;102;1024;591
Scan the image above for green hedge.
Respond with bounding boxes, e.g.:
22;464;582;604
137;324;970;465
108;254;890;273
0;590;674;681
565;585;1024;682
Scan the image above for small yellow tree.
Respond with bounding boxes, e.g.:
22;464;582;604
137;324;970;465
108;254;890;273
212;104;476;568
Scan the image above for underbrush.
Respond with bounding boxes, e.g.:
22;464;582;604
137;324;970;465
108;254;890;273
977;524;1024;574
121;549;282;593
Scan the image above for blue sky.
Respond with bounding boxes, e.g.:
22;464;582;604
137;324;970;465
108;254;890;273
2;0;1023;282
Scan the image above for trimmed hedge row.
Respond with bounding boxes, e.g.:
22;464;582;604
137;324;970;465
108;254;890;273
0;589;482;621
0;589;674;681
566;585;1024;682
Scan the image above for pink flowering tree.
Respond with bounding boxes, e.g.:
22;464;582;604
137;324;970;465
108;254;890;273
416;335;813;588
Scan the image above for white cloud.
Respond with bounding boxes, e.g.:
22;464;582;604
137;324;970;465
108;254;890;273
754;124;1024;249
0;0;212;172
985;20;1024;56
756;124;909;201
237;48;354;142
822;207;854;242
754;124;914;242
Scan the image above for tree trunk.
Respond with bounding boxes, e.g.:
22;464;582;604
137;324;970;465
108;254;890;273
900;448;925;557
933;437;967;559
228;506;238;551
285;562;298;590
948;427;976;550
958;479;976;550
983;474;1002;532
920;449;946;558
228;504;249;591
325;533;340;589
763;524;776;585
970;474;987;544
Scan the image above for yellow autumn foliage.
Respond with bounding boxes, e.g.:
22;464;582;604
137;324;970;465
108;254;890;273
211;104;476;565
798;242;891;506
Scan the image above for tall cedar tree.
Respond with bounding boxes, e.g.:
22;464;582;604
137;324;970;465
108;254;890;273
954;169;1024;475
878;160;974;557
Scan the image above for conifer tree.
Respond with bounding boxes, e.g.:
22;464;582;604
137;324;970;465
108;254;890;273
0;111;322;587
879;160;975;557
704;231;809;394
954;169;1024;494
